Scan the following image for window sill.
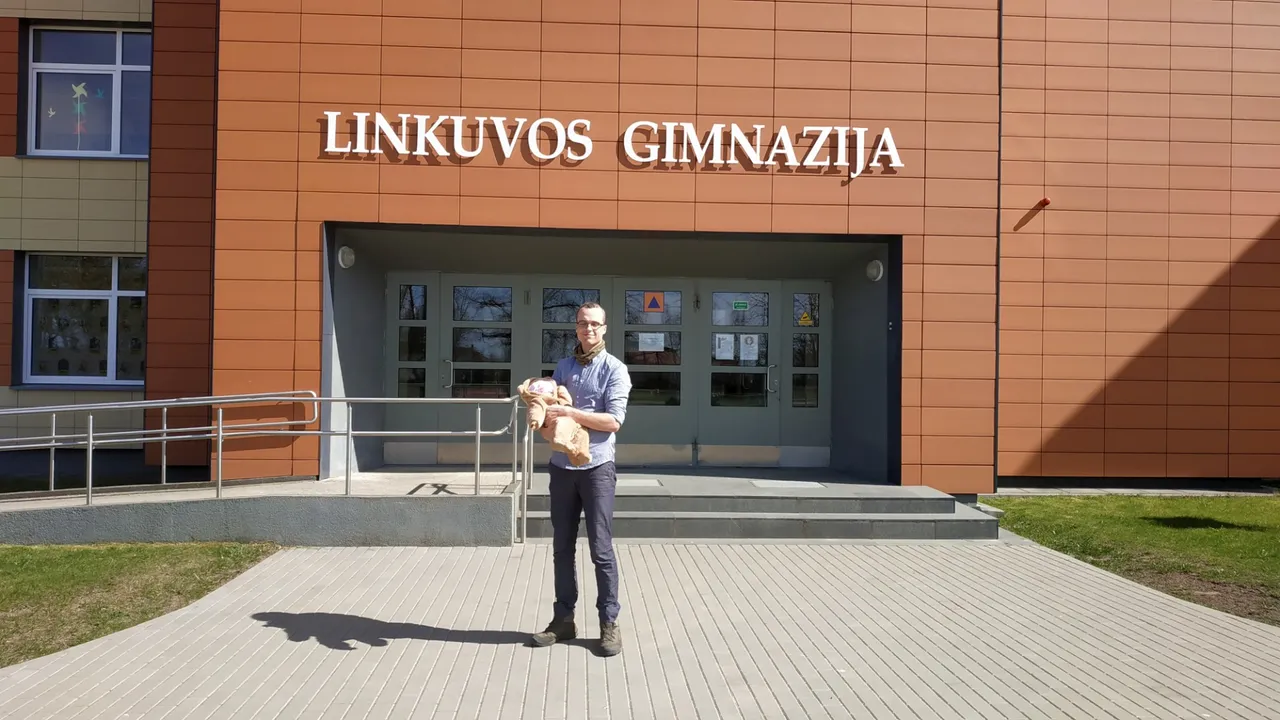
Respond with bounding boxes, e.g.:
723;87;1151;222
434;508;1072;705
15;153;150;162
11;383;145;392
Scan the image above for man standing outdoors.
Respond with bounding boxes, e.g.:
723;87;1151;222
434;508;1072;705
529;301;632;657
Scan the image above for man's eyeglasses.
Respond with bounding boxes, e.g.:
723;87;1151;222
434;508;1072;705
576;321;605;330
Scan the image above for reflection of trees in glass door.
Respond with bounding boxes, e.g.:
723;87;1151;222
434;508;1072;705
448;284;514;399
434;277;527;464
392;282;430;398
384;272;442;464
537;284;604;378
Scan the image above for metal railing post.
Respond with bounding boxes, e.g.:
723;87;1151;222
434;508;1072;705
522;427;530;543
345;402;353;497
48;414;56;491
215;407;224;499
85;414;94;506
160;406;168;485
510;405;517;496
474;404;482;495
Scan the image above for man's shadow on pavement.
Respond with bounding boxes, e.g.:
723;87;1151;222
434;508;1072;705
251;611;595;653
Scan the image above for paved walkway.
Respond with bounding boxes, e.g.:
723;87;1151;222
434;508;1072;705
2;539;1278;719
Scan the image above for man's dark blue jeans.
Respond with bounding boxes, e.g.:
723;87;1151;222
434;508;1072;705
549;460;621;624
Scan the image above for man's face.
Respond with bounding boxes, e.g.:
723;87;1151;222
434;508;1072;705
576;306;607;349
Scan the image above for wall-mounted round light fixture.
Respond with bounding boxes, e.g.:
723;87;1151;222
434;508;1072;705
337;245;356;269
866;259;884;282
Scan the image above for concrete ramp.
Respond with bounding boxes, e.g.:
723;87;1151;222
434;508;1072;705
0;495;513;547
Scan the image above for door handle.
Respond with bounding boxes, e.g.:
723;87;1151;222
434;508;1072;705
766;364;778;393
443;360;454;389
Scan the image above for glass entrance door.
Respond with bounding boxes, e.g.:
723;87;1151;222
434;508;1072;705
384;271;442;464
780;281;832;466
383;272;832;469
532;276;612;379
436;274;526;464
694;280;784;465
612;278;697;465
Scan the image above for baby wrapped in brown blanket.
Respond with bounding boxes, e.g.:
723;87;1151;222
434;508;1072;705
517;376;591;467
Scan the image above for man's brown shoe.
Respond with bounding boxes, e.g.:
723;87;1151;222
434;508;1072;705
529;617;576;647
599;622;622;657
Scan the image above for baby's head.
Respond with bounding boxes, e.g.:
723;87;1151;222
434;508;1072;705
528;378;558;395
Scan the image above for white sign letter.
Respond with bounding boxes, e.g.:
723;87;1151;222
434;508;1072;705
489;117;528;160
450;116;485;158
831;126;851;169
660;122;684;164
849;127;868;178
801;126;833;167
412;115;450;157
623;120;660;163
372;112;410;155
727;124;765;166
565;118;593;161
352;112;371;154
868;127;905;171
679;122;723;165
766;124;800;167
529;118;568;161
323;111;352;153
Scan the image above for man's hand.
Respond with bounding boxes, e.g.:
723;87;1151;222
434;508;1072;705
546;404;620;433
544;405;576;423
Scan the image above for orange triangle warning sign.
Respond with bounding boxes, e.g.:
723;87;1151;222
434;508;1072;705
643;291;664;313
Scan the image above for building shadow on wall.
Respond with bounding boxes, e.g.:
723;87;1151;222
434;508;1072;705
1004;215;1280;490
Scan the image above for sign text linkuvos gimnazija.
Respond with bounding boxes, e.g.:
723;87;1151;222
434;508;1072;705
322;111;904;179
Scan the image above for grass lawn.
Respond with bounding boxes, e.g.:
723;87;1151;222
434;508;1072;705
0;542;279;669
983;494;1280;626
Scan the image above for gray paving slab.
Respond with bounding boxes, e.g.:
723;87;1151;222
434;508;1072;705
1;542;1278;719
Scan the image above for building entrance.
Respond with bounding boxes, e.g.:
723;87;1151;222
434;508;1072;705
382;272;832;467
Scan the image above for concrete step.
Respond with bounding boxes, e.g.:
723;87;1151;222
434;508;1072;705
520;503;999;541
520;493;958;515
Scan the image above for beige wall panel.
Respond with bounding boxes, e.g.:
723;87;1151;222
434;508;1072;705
0;158;148;254
0;386;146;447
0;0;150;20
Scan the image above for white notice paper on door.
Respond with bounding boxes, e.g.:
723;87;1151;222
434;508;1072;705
740;334;760;362
714;333;736;360
638;332;665;352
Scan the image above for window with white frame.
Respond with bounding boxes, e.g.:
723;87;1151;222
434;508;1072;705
22;255;147;386
27;27;151;158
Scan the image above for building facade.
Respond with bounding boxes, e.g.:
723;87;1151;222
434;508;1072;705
0;0;1276;495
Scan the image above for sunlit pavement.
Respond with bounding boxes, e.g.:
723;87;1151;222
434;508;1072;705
1;540;1278;719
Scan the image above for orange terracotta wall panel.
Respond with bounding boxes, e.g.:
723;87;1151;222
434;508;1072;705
0;18;16;157
144;0;219;467
212;0;1001;491
998;0;1280;481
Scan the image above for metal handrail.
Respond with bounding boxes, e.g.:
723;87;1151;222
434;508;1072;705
0;391;539;543
210;395;523;499
0;391;320;488
0;389;321;417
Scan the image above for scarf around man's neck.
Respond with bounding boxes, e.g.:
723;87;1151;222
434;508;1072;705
574;340;605;366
